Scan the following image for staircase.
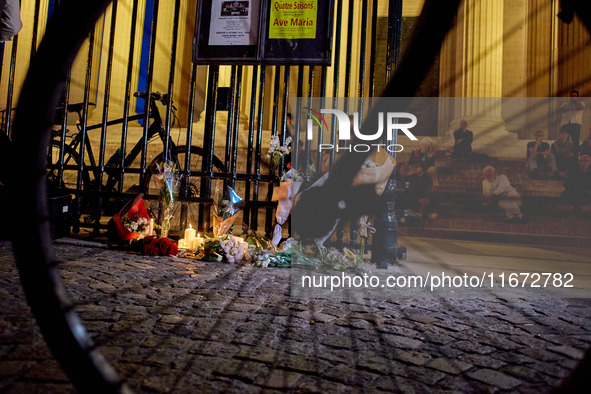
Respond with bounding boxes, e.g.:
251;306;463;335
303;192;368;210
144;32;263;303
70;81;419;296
396;156;591;248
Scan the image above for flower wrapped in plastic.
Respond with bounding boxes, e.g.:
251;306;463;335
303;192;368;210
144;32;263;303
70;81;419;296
352;150;396;196
271;169;304;246
153;161;180;238
212;182;244;237
109;194;152;242
267;135;291;170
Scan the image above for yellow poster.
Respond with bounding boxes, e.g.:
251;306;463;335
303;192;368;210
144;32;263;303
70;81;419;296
269;1;317;39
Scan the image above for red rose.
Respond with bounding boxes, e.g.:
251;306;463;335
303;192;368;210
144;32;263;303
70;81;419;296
142;236;160;256
159;237;178;256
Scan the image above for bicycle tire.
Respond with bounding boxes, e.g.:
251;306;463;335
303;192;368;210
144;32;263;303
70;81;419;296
142;145;226;235
47;140;91;192
11;1;123;393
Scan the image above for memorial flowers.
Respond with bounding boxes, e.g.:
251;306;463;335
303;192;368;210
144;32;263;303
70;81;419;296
130;236;178;256
212;183;243;237
153;161;180;238
267;135;291;170
121;212;150;235
109;194;152;242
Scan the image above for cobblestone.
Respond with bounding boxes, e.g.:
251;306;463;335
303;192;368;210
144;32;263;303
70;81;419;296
0;241;590;392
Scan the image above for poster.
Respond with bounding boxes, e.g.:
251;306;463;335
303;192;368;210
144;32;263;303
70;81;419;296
209;1;256;46
268;0;317;39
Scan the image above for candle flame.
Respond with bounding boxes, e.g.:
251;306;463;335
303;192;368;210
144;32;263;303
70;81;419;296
189;224;192;229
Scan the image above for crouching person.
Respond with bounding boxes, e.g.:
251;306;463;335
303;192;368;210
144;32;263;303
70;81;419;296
482;165;524;223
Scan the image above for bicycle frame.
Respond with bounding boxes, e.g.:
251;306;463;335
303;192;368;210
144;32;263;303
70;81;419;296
50;94;177;196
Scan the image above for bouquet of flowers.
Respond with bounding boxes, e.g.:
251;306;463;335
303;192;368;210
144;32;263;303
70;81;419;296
267;135;291;169
219;235;245;263
109;194;152;242
130;236;178;256
153;161;180;238
121;212;150;234
212;182;243;237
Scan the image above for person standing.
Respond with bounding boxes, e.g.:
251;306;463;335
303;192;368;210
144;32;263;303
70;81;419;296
453;119;473;160
560;89;585;150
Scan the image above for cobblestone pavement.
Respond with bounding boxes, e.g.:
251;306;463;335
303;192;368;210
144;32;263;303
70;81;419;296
1;239;590;393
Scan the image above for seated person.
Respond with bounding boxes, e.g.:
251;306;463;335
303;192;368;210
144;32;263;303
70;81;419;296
551;129;577;175
580;132;591;157
453;119;473;160
482;165;524;222
562;154;591;213
409;137;438;186
409;137;436;168
525;130;558;178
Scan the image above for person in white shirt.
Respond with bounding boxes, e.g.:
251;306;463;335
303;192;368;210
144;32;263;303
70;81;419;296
560;89;586;150
482;165;524;222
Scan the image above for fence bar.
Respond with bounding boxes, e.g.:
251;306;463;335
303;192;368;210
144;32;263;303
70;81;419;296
29;0;42;60
344;0;355;100
250;66;266;231
244;66;259;228
180;62;198;231
306;66;315;175
163;0;182;162
4;35;18;137
55;76;71;191
199;65;219;233
230;65;243;191
139;0;160;187
280;66;290;145
265;66;283;236
95;2;119;232
224;66;237;187
119;0;140;193
293;65;304;173
330;0;344;168
358;0;368;109
369;0;379;97
76;31;95;191
386;0;403;80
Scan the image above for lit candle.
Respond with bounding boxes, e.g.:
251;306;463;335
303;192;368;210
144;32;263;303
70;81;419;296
185;224;196;244
148;218;154;236
240;241;249;253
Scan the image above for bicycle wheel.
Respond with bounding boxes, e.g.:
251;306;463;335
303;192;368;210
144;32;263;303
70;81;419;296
47;140;91;191
143;145;226;236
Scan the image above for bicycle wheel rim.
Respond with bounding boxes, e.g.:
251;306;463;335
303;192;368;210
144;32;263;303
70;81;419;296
11;1;123;393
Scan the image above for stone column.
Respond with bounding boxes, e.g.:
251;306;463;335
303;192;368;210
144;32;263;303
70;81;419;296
440;0;519;155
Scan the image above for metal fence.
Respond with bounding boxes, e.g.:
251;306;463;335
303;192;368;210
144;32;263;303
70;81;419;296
1;0;402;240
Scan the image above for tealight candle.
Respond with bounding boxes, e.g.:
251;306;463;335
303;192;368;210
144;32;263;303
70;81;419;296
240;241;249;252
185;224;196;244
193;233;204;250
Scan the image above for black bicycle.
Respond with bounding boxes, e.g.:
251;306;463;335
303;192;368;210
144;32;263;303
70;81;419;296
47;91;226;233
